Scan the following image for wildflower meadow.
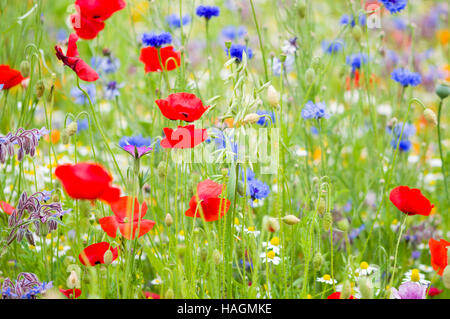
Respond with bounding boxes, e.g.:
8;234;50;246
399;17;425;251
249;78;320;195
1;0;450;302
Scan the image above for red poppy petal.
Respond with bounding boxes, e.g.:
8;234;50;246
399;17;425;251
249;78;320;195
74;59;99;82
0;65;24;89
429;238;450;276
76;0;126;21
198;197;231;222
197;179;223;200
66;33;80;57
109;196;147;222
118;219;155;240
71;14;105;40
98;216;119;238
0;201;15;215
60;288;82;299
99;185;121;204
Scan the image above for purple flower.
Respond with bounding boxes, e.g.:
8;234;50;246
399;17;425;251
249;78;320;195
391;282;427;299
119;135;152;159
379;0;408;14
196;5;220;20
391;68;422;87
1;273;52;299
0;127;48;164
142;32;172;48
301;101;330;120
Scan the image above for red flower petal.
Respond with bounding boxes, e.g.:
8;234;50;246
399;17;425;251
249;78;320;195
79;242;118;266
70;13;105;40
98;216;119;238
0;201;15;215
197;179;223;200
0;65;24;89
75;0;126;21
110;196;148;222
118;219;155;240
155;93;209;122
160;125;207;149
60;288;82;299
327;292;356;299
389;186;434;216
139;46;181;73
144;292;160;299
429;238;450;276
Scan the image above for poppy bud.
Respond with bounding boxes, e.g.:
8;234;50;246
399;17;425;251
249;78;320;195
436;83;450;100
358;276;373;299
66;122;78;137
67;270;80;289
243;113;260;124
313;252;324;271
322;211;332;232
164;288;174;299
317;197;326;215
200;247;208;261
51;193;60;203
225;41;232;50
213;249;223;265
337;219;350;232
279;54;287;63
165;213;173;227
423;108;437;126
103;250;113;265
443;266;450;289
267;85;280;108
297;1;306;18
221;168;229;177
352;25;363;42
20;61;31;78
62;130;70;144
340;280;352;299
282;214;300;225
157;161;166;179
305;68;315;85
237;180;246;196
36;80;45;98
263;216;280;232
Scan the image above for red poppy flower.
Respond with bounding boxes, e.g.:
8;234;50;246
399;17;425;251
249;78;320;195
0;65;25;89
389;186;434;216
185;179;231;222
79;242;118;266
160;125;207;149
60;288;82;299
427;286;444;297
429;238;450;276
327;292;356;299
55;33;99;82
70;13;105;40
55;162;121;204
144;292;160;299
75;0;126;21
139;46;181;72
0;201;14;215
99;196;155;240
155;93;210;122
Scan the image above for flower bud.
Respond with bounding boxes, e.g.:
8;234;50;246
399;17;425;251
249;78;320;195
267;85;280;108
67;270;80;289
51;193;60;203
352;25;363;42
103;249;113;265
62;130;70;144
322;211;332;232
282;214;300;225
443;266;450;289
423;108;437;126
263;216;280;232
164;288;174;299
313;252;324;271
436;83;450;100
36;80;45;98
340;280;352;299
297;1;306;18
358;276;373;299
212;249;223;265
243;113;261;124
157;161;166;179
66;122;78;137
317;197;326;215
237;180;246;196
20;61;31;78
165;213;173;227
305;68;315;85
337;219;350;232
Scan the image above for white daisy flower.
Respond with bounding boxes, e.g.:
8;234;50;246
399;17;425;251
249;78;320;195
151;276;163;285
317;274;337;285
354;261;378;277
402;269;430;285
260;251;281;265
243;226;260;237
418;264;434;273
262;237;282;254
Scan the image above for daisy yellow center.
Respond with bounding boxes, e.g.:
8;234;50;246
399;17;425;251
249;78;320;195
267;251;275;259
392;219;398;225
248;226;255;232
179;230;185;236
360;261;369;270
411;269;420;282
323;274;331;281
270;237;280;246
234;218;240;225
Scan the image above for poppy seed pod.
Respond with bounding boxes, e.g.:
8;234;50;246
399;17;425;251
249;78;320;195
358;276;373;299
36;80;45;98
423;108;437;126
322;211;332;231
66;122;78;137
267;85;280;108
165;213;173;227
103;250;113;265
436;83;450;100
20;61;31;78
443;266;450;289
305;68;315;85
282;214;300;225
340;280;352;299
313;252;324;271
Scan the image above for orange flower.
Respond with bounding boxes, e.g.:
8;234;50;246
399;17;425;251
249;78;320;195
437;29;450;46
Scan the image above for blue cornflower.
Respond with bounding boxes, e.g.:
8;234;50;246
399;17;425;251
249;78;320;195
221;25;247;40
346;53;368;73
240;168;270;202
196;5;220;20
256;110;275;127
119;135;152;159
142;32;172;48
388;122;415;152
379;0;408;14
321;39;344;54
70;84;96;105
227;44;253;62
166;14;191;28
349;224;365;240
391;68;422;87
104;81;123;100
411;250;421;259
390;138;412;152
301;101;330;120
91;56;120;74
340;13;366;27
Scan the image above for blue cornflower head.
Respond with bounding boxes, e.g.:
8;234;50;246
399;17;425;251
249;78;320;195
196;5;220;20
71;84;96;105
346;53;368;73
301;101;330;120
142;32;172;48
221;25;247;40
119;135;152;159
390;138;412;152
321;39;344;54
256;110;276;127
104;81;123;100
227;44;253;62
391;68;422;87
379;0;408;14
91;56;120;74
247;178;270;201
388;122;415;152
340;13;366;27
166;14;191;28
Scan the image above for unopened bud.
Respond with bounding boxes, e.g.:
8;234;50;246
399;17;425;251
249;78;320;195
237;180;246;196
67;270;80;289
212;249;223;265
20;61;31;78
36;80;45;98
157;161;166;179
318;197;326;215
352;25;363;42
267;85;280;108
164;288;174;299
305;68;315;85
51;193;60;203
297;1;306;18
165;213;173;227
263;216;280;232
340;280;352;299
337;219;350;232
443;266;450;289
423;108;437;126
282;214;300;225
62;130;70;144
313;252;324;271
103;249;113;265
66;122;78;137
358;276;373;299
243;113;261;124
322;211;332;232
